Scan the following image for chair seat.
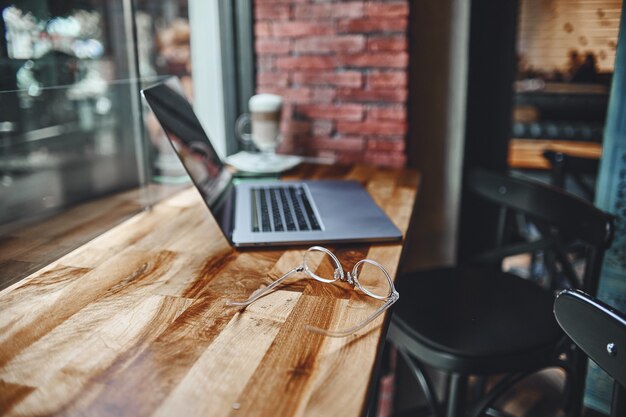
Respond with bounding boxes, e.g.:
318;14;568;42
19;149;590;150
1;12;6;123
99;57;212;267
390;267;564;374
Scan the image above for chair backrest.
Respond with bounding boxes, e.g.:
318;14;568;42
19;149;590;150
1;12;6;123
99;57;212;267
467;169;614;293
468;169;612;248
554;289;626;387
554;289;626;417
542;150;599;201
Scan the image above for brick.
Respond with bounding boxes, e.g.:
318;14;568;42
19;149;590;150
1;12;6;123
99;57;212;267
254;0;410;168
283;119;311;135
255;22;272;37
364;2;409;18
275;56;336;70
255;4;291;20
293;2;364;19
312;87;337;102
367;137;405;152
280;104;295;126
367;105;406;121
337;87;407;103
257;72;290;87
363;151;406;168
255;39;291;54
338;18;407;33
277;138;298;154
257;0;306;4
257;56;275;71
309;149;338;162
312;120;334;136
336;150;368;165
273;22;335;38
368;36;407;52
259;87;312;103
292;71;362;87
367;71;407;88
297;103;364;121
336;52;408;69
283;135;311;155
336;120;407;135
310;136;366;151
294;35;366;54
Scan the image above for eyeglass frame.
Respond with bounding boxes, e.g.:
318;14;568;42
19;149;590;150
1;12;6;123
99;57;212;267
225;246;399;337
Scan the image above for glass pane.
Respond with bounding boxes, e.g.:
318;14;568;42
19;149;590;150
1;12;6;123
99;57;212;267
135;0;193;184
0;0;193;290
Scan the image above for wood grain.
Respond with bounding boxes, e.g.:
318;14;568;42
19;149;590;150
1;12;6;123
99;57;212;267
0;163;419;417
0;184;187;291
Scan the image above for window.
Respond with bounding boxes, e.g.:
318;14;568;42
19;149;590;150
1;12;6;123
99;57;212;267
0;0;252;289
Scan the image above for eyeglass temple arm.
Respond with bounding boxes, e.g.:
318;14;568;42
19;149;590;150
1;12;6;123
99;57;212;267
304;291;399;338
225;266;302;308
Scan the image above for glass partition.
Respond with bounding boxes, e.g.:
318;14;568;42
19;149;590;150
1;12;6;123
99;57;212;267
0;80;144;224
0;0;193;290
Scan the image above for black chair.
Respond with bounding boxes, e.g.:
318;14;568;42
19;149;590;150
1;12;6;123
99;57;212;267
388;169;614;417
542;150;599;201
554;289;626;417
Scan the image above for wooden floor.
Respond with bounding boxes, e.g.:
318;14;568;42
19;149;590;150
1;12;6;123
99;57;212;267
498;370;565;417
499;370;607;417
392;363;568;417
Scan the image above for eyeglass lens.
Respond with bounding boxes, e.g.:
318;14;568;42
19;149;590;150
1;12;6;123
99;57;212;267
303;247;392;299
226;246;397;337
302;247;342;283
352;260;393;299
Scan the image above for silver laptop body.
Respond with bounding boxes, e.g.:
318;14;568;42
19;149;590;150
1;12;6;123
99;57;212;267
141;77;402;247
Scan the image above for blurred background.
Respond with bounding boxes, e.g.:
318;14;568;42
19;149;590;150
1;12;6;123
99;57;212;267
0;0;193;224
511;0;620;174
0;0;199;287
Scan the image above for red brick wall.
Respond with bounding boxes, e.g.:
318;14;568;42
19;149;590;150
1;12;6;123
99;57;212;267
254;0;409;167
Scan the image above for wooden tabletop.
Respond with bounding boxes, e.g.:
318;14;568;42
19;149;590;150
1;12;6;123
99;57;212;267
0;184;187;291
0;163;419;417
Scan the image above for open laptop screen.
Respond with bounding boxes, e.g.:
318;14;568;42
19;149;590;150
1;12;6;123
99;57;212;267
142;78;231;205
142;77;234;238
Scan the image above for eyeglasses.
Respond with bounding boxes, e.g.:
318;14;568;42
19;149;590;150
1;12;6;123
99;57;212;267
225;246;399;337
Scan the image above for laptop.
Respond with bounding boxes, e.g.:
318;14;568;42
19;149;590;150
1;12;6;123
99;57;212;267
141;77;402;247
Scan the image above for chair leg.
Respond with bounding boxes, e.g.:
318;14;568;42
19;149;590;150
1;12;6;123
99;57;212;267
446;373;468;417
611;382;626;417
397;347;444;417
563;347;586;417
472;377;487;402
468;372;533;417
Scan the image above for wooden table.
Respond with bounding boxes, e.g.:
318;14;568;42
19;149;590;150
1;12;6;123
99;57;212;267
0;163;419;417
0;184;186;291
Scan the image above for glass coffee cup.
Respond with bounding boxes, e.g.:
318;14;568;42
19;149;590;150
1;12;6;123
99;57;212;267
235;93;283;154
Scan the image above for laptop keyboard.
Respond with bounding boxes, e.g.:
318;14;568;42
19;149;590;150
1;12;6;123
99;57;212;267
251;186;321;233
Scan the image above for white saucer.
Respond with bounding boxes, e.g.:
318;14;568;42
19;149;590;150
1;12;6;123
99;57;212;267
225;151;303;174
